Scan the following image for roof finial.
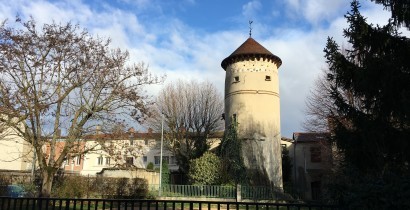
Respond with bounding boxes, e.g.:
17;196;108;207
249;20;253;37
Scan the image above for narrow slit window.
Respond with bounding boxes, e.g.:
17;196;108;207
265;75;271;81
234;76;240;83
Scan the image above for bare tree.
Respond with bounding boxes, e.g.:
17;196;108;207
303;47;361;132
0;18;161;197
303;68;337;132
148;80;224;174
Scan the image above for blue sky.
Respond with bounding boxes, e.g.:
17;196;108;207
0;0;396;137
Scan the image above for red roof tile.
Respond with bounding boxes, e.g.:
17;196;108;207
221;37;282;70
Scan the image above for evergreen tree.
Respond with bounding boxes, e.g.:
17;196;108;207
323;0;410;208
161;162;170;186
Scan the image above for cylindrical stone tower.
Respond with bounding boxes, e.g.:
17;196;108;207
221;37;283;188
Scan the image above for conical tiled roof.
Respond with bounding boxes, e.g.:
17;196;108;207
221;37;282;70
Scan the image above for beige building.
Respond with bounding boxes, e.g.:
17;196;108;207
290;132;332;200
222;37;283;188
0;124;34;172
77;132;180;176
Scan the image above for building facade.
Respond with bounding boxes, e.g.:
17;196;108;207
291;132;332;200
221;37;283;188
0;126;34;172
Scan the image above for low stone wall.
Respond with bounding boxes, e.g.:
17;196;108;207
0;170;33;184
97;168;159;185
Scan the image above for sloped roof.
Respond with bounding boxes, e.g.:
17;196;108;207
292;132;331;142
221;37;282;70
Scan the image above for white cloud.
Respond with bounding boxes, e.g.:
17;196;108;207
284;0;348;26
242;0;262;19
1;0;404;137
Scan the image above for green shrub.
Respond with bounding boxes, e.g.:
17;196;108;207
188;151;221;185
52;175;89;198
94;177;148;199
146;162;154;170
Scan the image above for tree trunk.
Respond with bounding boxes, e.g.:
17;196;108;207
40;170;54;198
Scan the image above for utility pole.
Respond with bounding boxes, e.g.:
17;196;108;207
159;113;164;196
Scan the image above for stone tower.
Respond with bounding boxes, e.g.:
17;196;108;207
221;37;283;188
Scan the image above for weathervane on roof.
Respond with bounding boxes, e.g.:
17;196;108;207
249;20;253;37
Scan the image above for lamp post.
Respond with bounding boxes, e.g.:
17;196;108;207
159;113;164;196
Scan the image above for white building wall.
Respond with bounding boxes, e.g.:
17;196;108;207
81;141;113;176
0;127;33;171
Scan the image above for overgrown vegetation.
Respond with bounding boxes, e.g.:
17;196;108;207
305;0;410;208
218;120;247;185
281;146;293;194
53;175;149;199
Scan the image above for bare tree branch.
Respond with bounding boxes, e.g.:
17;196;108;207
0;18;162;197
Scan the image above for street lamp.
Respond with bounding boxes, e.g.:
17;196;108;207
158;113;164;196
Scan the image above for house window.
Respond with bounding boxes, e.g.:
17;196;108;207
97;156;103;165
154;156;160;165
126;157;134;165
105;157;111;165
76;155;81;165
163;156;169;164
143;156;147;162
170;156;177;165
310;147;322;163
155;156;169;165
234;76;240;83
265;75;271;81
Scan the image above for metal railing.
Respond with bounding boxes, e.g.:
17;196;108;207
151;184;236;198
241;185;279;200
0;197;340;210
151;185;287;200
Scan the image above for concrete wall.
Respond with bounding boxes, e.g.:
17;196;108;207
224;57;282;188
98;168;159;185
81;141;115;176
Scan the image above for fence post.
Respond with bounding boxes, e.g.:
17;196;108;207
236;184;241;202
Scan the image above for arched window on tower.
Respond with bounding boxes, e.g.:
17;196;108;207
265;75;271;81
234;76;240;83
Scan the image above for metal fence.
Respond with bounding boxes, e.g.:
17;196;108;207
151;185;236;198
241;185;280;200
151;185;286;200
0;197;340;210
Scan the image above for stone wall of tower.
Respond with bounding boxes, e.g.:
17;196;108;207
224;57;283;188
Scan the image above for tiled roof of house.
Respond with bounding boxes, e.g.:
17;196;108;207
281;136;294;143
221;37;282;70
83;131;224;141
292;132;331;142
83;132;160;140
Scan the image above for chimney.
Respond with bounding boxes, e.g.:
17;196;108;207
95;125;102;134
